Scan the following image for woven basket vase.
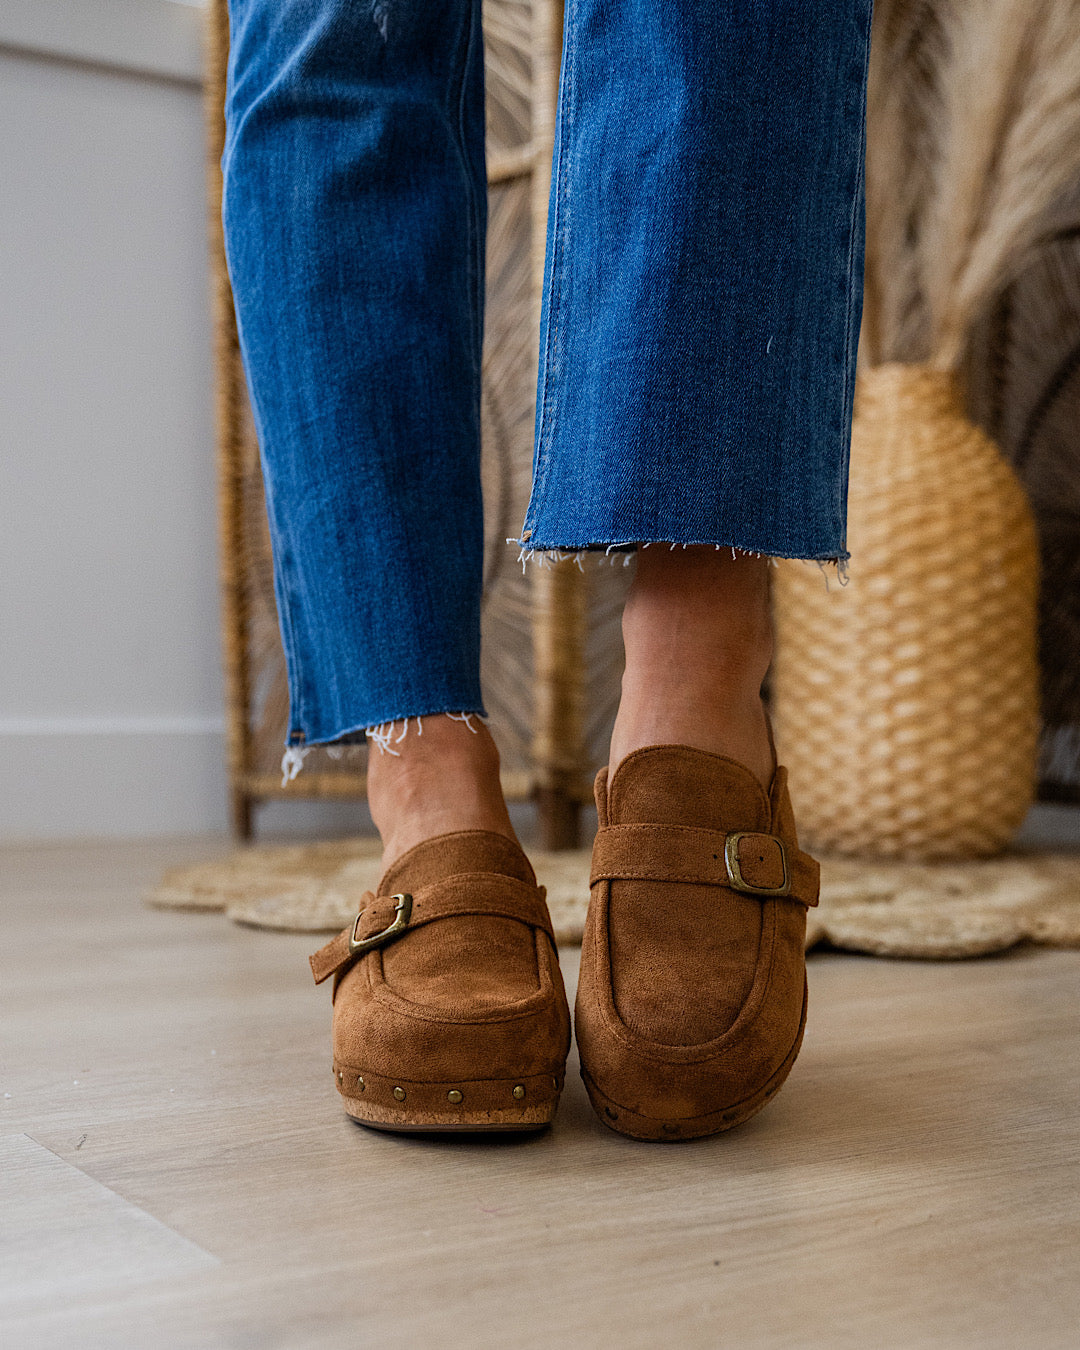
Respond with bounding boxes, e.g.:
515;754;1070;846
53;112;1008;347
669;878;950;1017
771;363;1040;861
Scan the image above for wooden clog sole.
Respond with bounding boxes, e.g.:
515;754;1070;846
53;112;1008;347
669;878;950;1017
333;1065;562;1133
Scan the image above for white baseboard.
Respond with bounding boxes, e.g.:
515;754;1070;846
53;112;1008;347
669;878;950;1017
0;720;228;839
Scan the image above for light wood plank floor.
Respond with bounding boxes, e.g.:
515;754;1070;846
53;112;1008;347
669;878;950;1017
2;837;1078;1350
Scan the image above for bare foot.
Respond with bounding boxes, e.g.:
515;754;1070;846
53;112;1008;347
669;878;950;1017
609;545;775;791
365;715;518;870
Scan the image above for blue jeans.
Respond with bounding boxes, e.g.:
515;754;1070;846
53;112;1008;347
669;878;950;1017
222;0;873;754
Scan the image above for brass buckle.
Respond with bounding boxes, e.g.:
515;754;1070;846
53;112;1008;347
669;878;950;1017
724;834;790;897
348;893;413;955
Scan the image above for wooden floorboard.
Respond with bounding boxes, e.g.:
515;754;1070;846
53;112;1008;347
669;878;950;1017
2;837;1078;1349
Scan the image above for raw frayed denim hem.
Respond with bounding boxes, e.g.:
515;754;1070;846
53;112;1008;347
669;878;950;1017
364;711;483;758
506;536;851;582
280;709;486;786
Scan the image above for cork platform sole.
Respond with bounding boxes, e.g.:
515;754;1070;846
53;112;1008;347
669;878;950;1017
333;1065;563;1133
581;981;808;1142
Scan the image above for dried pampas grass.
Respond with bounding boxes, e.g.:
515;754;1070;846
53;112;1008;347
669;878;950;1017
863;0;1080;370
863;0;949;365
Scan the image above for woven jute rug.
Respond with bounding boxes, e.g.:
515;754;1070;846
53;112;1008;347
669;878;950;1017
145;838;1080;959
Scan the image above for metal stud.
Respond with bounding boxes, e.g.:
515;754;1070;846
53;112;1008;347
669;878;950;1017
356;1076;365;1092
393;1086;406;1101
447;1089;463;1104
512;1085;526;1100
337;1071;344;1085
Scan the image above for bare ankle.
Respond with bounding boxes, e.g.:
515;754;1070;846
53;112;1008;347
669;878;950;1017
622;545;773;674
366;716;518;868
611;546;775;789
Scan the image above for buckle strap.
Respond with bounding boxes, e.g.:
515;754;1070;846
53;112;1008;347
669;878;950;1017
589;824;819;908
309;873;554;985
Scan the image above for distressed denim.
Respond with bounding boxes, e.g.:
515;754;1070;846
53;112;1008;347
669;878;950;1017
222;0;873;753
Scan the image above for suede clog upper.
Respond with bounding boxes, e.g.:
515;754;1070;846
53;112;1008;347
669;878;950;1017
576;745;819;1139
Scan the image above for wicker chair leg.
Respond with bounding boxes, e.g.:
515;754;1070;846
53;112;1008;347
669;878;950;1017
536;784;581;851
229;789;254;841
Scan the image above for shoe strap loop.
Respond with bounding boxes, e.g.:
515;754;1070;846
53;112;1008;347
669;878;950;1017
589;824;819;907
310;874;555;984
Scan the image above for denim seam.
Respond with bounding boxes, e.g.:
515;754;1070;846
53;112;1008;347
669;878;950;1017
225;162;309;745
836;1;874;555
447;0;483;393
528;0;576;536
277;568;308;745
252;469;309;746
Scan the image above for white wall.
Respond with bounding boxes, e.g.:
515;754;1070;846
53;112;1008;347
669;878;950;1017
0;0;230;837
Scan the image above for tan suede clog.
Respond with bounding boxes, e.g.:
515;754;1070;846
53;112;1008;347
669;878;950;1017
575;745;820;1141
310;830;571;1132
